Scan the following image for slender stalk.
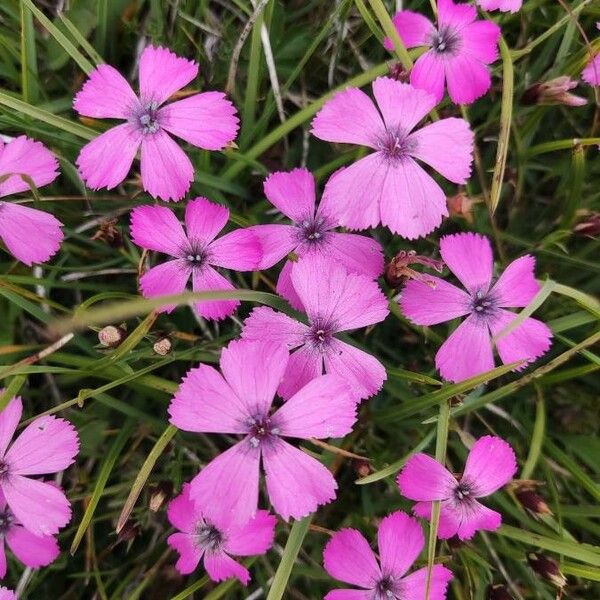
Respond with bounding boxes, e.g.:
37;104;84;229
367;0;413;70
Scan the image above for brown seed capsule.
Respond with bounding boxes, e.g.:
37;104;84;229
98;325;126;348
447;192;475;224
153;337;172;356
487;584;515;600
516;488;552;517
149;481;174;512
91;218;122;248
527;553;567;589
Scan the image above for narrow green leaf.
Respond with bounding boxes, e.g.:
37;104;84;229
520;386;545;480
20;2;39;104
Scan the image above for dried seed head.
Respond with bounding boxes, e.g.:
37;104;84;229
385;250;444;289
521;76;587;107
98;325;126;348
527;553;567;589
149;481;173;512
515;488;552;517
153;337;172;356
487;584;515;600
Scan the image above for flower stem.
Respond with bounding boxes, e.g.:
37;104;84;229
366;0;413;70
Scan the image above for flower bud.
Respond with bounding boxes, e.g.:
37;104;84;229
98;325;126;348
574;211;600;238
516;488;552;517
521;76;587;107
487;584;514;600
385;250;444;289
153;337;172;356
447;192;475;223
149;480;173;512
527;553;567;589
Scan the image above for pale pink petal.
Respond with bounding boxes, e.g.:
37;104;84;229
463;436;517;497
400;277;471;326
439;233;493;294
140;130;193;201
407;118;473;183
139;259;191;314
130;204;187;257
76;123;141;190
0;136;59;197
398;565;453;600
410;51;446;104
456;501;502;540
166;483;197;533
372;77;437;134
5;416;78;475
414;502;461;539
6;526;59;569
167;532;203;574
190;440;260;526
263;437;337;520
204;551;250;585
263;168;317;222
582;54;600;86
278;346;323;400
490;255;540;308
379;158;448;239
271;375;356;439
386;11;434;49
461;21;501;63
445;54;492;105
191;266;239;320
326;591;372;600
397;453;456;501
435;315;494;383
246;224;297;269
310;88;384;148
159;92;239;150
2;475;71;536
322;528;380;588
168;364;250;434
0;397;21;458
184;196;229;245
437;0;476;29
73;64;139;119
241;306;308;349
276;259;304;310
478;0;522;13
324;339;387;401
378;511;424;579
138;45;198;106
224;510;277;556
326;232;384;278
209;228;262;271
489;310;553;369
0;587;14;600
0;540;5;578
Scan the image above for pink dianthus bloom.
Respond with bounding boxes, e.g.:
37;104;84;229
247;167;384;309
168;339;357;524
323;511;453;600
386;0;501;104
74;45;239;201
130;197;261;320
0;136;63;265
242;257;389;401
400;232;552;383
477;0;522;13
582;25;600;87
167;483;276;584
0;489;59;578
0;396;79;536
0;587;15;600
398;436;517;540
311;77;473;238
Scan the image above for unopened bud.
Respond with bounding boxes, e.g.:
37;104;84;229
90;218;122;248
527;553;567;589
153;337;172;356
389;63;410;83
521;76;587;107
516;489;552;517
149;481;173;512
487;584;514;600
116;520;139;544
574;211;600;238
447;192;475;224
385;250;444;289
353;458;371;478
98;325;126;348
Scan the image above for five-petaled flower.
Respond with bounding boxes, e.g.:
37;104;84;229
74;45;239;201
400;232;552;383
323;511;453;599
311;77;473;238
398;436;517;540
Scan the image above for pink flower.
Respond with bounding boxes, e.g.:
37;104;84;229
0;587;15;600
168;339;357;524
247;168;384;309
400;232;553;382
0;396;79;536
583;55;600;87
241;257;389;401
0;136;63;265
398;436;517;540
323;511;453;599
386;0;501;104
0;489;59;578
167;483;276;584
477;0;522;13
130;197;261;320
74;46;239;201
311;77;473;238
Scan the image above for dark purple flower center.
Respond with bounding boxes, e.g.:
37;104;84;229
470;290;498;318
195;522;224;552
0;461;9;480
0;509;13;536
182;243;209;268
306;318;336;352
374;576;396;599
247;416;279;448
431;26;461;55
296;216;329;246
378;130;416;163
138;102;160;135
454;481;473;502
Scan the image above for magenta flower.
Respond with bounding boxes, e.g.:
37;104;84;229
0;489;59;577
247;168;384;309
398;436;517;540
582;26;600;87
130;197;261;320
0;587;15;600
241;257;389;401
0;396;79;536
477;0;522;13
386;0;501;104
400;232;553;383
168;339;357;524
167;483;276;584
74;45;239;201
0;136;63;265
323;511;453;600
311;77;473;238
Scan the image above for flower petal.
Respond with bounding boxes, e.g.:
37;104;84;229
73;64;139;119
323;528;381;588
241;306;308;349
477;0;522;13
456;500;502;540
0;540;6;578
6;526;59;569
276;258;305;310
209;228;262;271
490;255;540;308
183;196;228;245
398;565;453;600
263;437;337;520
167;532;203;574
224;510;277;556
76;123;141;191
386;11;435;49
0;397;21;458
204;551;250;585
414;501;461;539
410;51;446;105
378;511;424;579
130;204;187;257
461;20;501;63
138;45;198;106
278;345;323;400
397;453;457;501
325;232;384;279
159;92;239;150
166;483;197;533
325;590;373;600
246;224;297;269
263;168;317;222
139;259;191;314
445;54;492;105
191;266;239;320
437;0;477;29
582;54;600;86
463;436;517;497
